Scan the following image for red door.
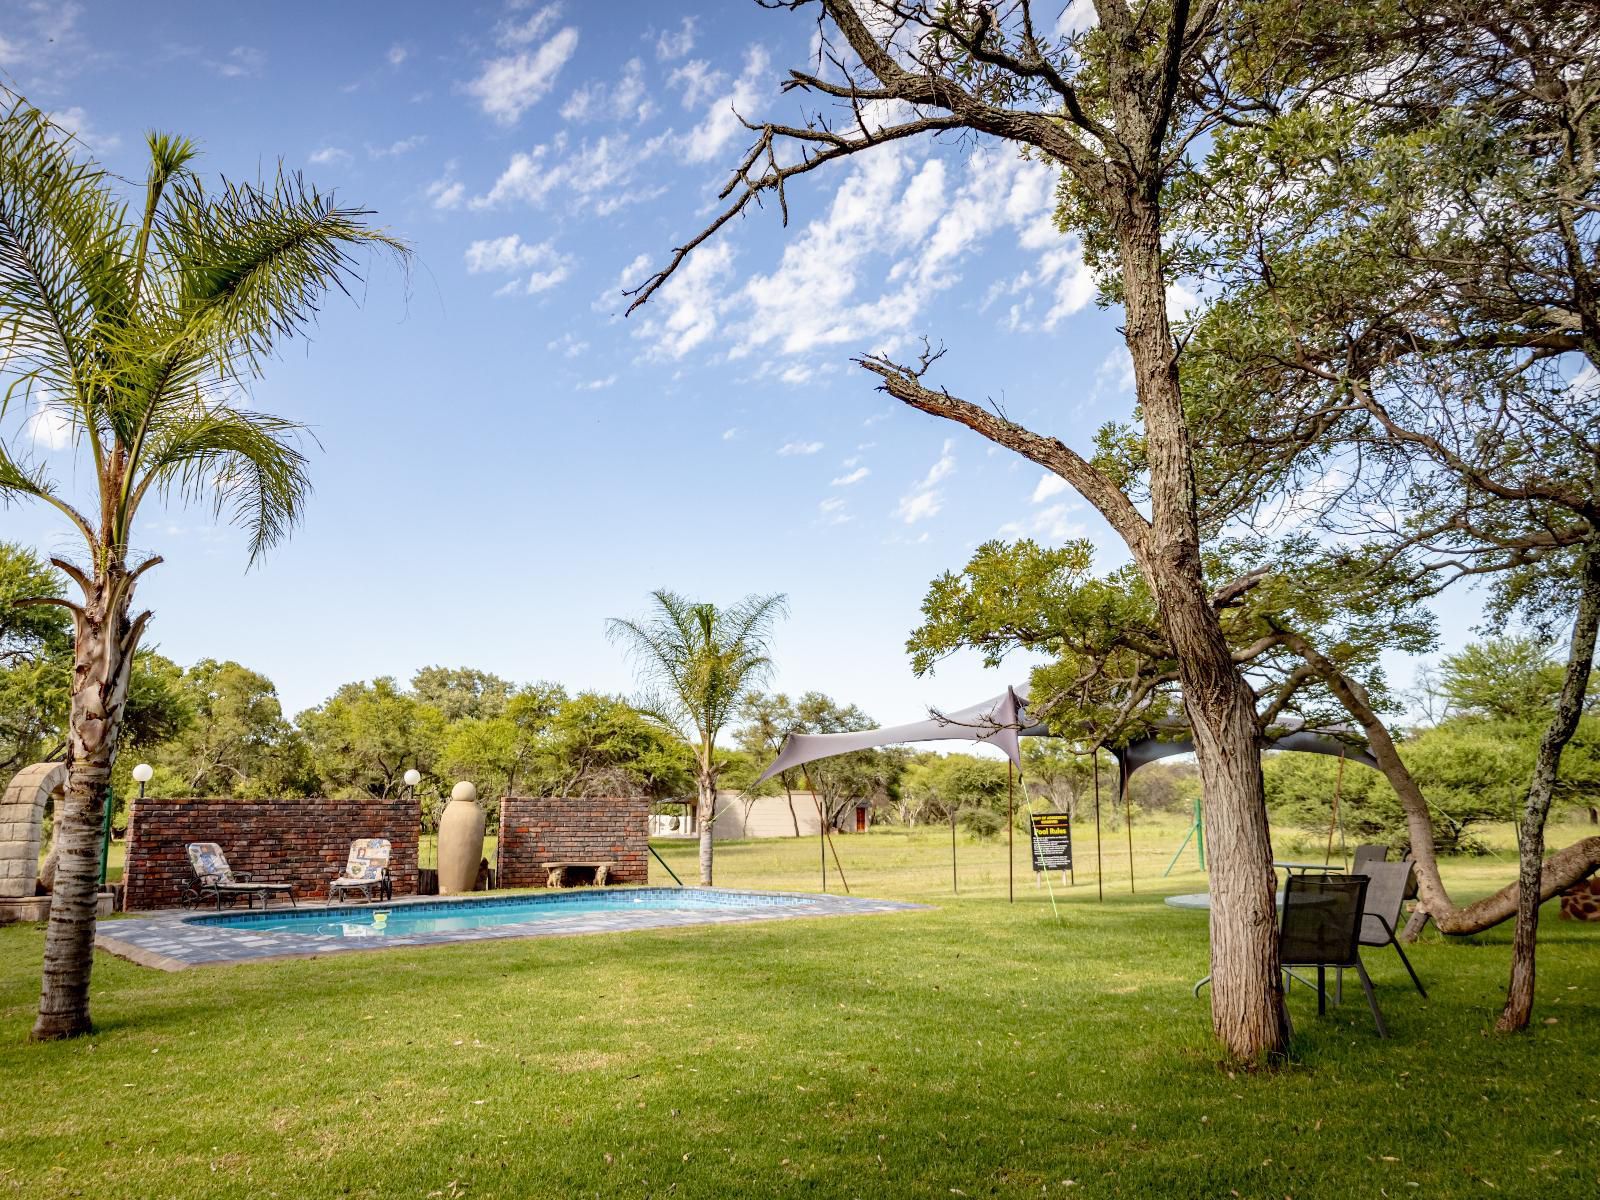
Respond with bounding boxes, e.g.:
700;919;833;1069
855;806;866;833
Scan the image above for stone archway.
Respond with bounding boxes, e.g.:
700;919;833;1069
0;762;67;900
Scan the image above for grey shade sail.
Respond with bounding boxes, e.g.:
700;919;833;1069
755;687;1024;783
755;684;1378;782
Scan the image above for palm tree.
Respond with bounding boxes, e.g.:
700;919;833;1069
607;590;787;885
0;98;407;1040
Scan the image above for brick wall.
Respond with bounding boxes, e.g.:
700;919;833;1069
496;795;649;888
123;798;419;910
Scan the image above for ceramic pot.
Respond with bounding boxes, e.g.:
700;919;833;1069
437;781;486;895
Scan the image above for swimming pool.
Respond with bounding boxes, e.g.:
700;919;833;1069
190;888;811;938
96;887;926;970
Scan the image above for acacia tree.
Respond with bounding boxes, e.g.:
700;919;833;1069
0;101;405;1039
607;590;787;885
1175;0;1600;1029
629;0;1302;1062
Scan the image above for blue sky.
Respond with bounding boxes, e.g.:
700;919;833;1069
1;0;1484;728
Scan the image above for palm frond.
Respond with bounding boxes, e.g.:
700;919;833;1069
0;97;131;432
161;166;409;378
128;403;312;565
608;591;788;748
0;435;93;541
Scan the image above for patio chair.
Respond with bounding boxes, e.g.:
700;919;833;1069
1279;873;1387;1037
1351;843;1388;871
1352;860;1427;998
182;843;296;911
328;838;393;905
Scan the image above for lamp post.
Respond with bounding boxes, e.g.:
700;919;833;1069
103;762;152;888
404;769;425;873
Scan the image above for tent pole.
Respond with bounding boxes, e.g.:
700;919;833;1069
951;807;959;895
1122;754;1135;894
1325;746;1347;867
803;768;825;894
1092;746;1104;903
1007;760;1015;904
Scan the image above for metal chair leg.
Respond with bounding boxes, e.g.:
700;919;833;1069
1391;939;1427;998
1354;959;1388;1037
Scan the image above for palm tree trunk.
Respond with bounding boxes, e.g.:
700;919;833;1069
697;769;715;887
33;575;137;1041
1496;543;1600;1033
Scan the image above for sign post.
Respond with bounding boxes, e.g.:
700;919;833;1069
1030;812;1073;925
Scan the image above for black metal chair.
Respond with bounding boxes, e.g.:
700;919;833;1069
1279;873;1387;1037
1353;860;1427;998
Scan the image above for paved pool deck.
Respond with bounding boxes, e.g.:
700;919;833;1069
95;888;927;971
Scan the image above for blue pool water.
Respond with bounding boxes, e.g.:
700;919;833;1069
188;888;809;938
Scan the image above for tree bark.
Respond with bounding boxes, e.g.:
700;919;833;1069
1496;543;1600;1033
1116;200;1289;1061
32;567;141;1041
1281;629;1600;938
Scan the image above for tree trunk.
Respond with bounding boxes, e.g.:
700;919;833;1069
1496;544;1600;1033
696;771;715;887
33;571;139;1041
1283;630;1600;937
1118;200;1288;1061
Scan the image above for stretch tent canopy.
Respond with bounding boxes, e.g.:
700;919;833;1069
755;687;1026;783
755;684;1378;781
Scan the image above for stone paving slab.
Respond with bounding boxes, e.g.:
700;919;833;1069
95;888;927;970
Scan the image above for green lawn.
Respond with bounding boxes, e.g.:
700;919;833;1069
3;816;1597;1198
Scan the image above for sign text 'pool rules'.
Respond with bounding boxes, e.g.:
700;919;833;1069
1029;812;1073;872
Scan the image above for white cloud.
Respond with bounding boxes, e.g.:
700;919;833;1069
999;502;1085;543
50;106;118;152
577;375;618;391
309;145;350;166
895;440;954;524
25;395;73;451
1094;346;1135;397
210;45;264;79
498;4;563;47
698;144;1075;362
469;26;580;125
682;45;769;163
667;60;723;109
547;332;589;358
656;17;696;61
1031;473;1068;503
722;427;740;441
368;135;425;159
474;131;670;214
831;467;870;486
818;496;852;524
561;57;652;123
779;363;813;385
778;440;824;457
464;235;572;294
629;240;734;359
387;44;408;67
427;178;466;210
0;34;19;65
1056;0;1098;35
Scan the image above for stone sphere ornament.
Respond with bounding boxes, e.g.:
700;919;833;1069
451;781;478;805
